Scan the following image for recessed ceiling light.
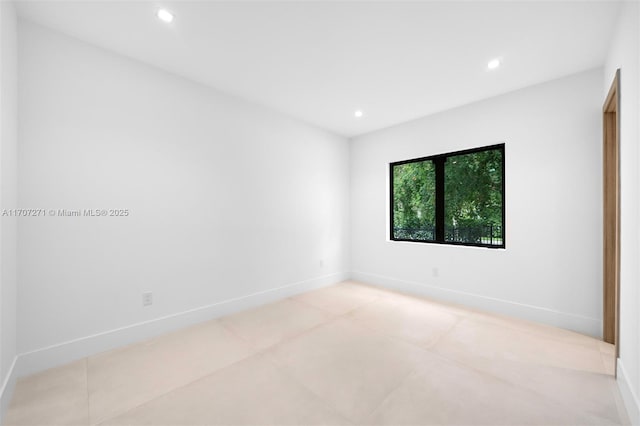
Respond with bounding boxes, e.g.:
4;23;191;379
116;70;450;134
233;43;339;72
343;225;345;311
354;110;364;118
487;58;501;70
157;9;174;23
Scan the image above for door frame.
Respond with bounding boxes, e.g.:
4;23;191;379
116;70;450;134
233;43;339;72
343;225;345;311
603;69;620;373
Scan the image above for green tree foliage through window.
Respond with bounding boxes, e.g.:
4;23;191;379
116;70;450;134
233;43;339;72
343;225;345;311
445;150;503;245
391;144;504;248
393;161;436;241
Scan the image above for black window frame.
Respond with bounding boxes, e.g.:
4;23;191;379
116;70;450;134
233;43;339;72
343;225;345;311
390;143;506;249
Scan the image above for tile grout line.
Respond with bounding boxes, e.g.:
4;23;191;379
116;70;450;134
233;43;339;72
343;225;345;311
91;320;266;425
219;299;339;354
261;289;457;424
257;353;357;426
248;289;412;424
93;293;361;426
344;302;465;353
93;349;260;425
426;324;623;424
218;283;388;355
465;307;603;350
260;292;393;350
216;317;265;352
360;367;423;424
342;313;469;424
91;290;377;424
335;290;621;424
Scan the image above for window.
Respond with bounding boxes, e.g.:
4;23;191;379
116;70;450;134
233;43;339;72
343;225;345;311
390;143;505;248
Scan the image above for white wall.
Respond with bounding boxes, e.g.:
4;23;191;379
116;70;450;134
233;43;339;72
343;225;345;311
17;21;349;374
0;0;19;420
604;1;640;424
350;69;603;337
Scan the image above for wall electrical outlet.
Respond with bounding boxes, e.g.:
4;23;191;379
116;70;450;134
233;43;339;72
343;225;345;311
142;292;153;307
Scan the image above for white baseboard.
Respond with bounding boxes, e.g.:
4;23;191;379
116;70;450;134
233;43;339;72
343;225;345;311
16;272;349;378
617;359;640;425
0;356;18;424
351;271;602;337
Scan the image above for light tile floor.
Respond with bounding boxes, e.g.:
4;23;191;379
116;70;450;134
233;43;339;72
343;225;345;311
4;281;628;425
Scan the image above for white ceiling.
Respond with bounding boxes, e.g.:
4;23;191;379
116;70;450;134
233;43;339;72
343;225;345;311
15;0;621;137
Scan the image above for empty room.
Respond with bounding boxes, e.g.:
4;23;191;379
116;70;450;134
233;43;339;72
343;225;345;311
0;0;639;425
